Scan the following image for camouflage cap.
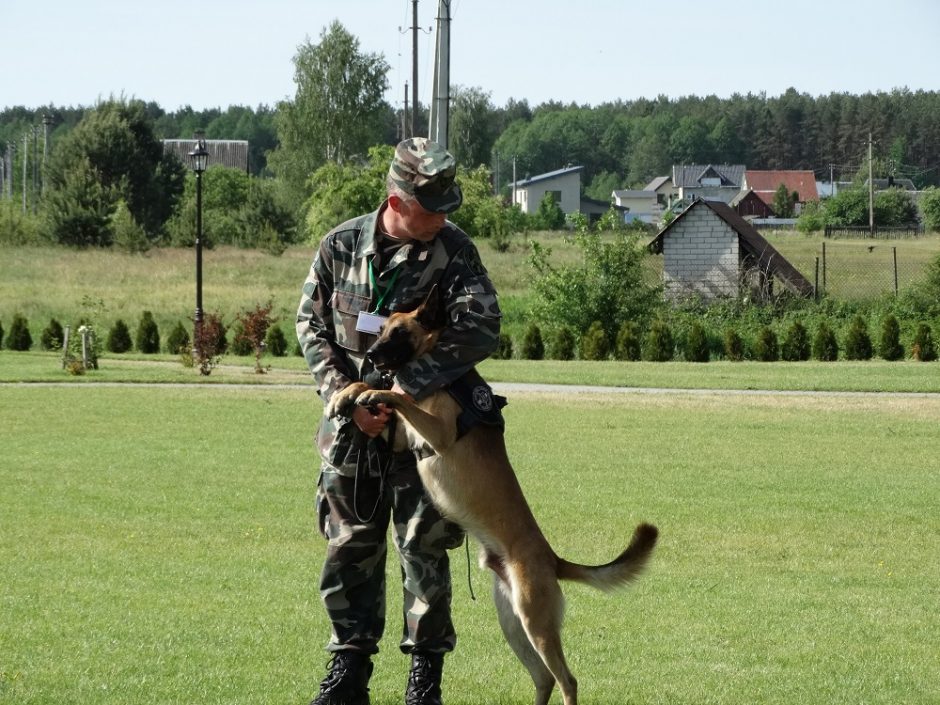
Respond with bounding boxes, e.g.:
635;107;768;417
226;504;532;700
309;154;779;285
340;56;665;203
388;137;463;214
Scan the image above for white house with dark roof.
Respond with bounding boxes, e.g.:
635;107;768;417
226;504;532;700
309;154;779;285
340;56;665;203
611;189;659;223
671;164;746;204
509;166;583;215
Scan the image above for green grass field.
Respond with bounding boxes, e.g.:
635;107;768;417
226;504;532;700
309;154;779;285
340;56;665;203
2;238;939;703
3;234;939;346
1;380;938;704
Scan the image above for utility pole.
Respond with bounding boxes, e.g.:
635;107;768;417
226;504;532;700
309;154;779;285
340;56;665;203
42;115;53;197
402;82;409;140
411;0;419;138
868;132;874;237
22;132;29;213
428;0;451;147
829;163;834;197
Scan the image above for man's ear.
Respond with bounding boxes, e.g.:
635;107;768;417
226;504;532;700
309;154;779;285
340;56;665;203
415;284;445;330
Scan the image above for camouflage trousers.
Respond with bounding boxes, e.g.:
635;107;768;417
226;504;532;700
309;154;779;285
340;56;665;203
315;449;465;655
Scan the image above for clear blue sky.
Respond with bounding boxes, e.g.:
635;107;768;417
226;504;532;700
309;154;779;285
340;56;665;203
4;0;938;111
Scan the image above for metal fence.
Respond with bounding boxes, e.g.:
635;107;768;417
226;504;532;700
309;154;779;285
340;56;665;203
770;238;938;300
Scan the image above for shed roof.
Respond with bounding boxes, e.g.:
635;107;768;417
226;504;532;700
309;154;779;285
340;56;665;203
649;198;814;296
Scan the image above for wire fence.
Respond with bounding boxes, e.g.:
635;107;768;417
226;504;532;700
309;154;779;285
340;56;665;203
766;236;939;300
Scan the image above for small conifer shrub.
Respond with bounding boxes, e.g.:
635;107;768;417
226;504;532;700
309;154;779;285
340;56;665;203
723;328;744;361
813;321;839;361
580;321;609;361
754;326;779;362
165;321;191;355
106;319;133;353
40;318;65;351
911;323;937;362
781;321;811;361
136;311;160;354
492;332;513;360
265;324;288;357
7;313;32;351
843;315;873;360
614;321;641;361
547;327;575;361
878;315;904;361
642;319;674;362
684;322;710;362
520;324;544;360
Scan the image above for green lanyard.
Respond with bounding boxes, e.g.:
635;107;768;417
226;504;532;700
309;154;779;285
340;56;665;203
368;258;401;314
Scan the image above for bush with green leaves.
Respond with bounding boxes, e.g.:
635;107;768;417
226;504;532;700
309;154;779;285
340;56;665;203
7;314;32;351
642;319;674;362
813;322;839;361
843;315;873;361
911;323;937;362
754;326;779;362
135;311;160;353
723;328;745;361
614;321;641;361
165;321;191;355
547;327;575;361
529;231;661;344
921;187;940;231
40;318;65;351
684;322;710;362
492;332;514;360
106;319;133;353
580;321;609;361
520;324;544;360
0;320;4;348
878;315;904;361
265;324;288;357
781;321;811;361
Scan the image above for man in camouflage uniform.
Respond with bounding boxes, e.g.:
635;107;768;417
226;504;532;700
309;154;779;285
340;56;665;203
296;137;501;705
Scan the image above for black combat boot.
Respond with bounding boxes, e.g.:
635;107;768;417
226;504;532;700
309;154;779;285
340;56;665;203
310;651;373;705
404;652;445;705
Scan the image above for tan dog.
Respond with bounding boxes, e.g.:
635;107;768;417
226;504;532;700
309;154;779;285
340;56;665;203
326;291;658;705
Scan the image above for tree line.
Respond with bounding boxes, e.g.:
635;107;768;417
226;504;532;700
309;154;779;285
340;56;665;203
2;20;940;249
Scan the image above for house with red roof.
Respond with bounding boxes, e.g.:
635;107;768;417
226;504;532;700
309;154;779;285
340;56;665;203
742;170;819;215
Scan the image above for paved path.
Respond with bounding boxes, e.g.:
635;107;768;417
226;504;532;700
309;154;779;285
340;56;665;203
4;380;939;399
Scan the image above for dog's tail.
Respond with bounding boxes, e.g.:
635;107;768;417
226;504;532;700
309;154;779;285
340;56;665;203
556;522;658;591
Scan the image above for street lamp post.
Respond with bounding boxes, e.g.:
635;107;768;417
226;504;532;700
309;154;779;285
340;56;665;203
187;137;209;356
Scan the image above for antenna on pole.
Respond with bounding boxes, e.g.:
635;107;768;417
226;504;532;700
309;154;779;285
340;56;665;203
429;0;451;147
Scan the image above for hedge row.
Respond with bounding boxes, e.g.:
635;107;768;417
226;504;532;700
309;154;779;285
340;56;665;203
0;312;297;357
494;316;938;362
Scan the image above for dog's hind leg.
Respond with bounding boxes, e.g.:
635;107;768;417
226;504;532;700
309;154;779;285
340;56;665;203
509;566;578;705
492;573;555;705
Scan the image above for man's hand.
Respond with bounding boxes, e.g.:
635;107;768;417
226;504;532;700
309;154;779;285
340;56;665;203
353;403;392;438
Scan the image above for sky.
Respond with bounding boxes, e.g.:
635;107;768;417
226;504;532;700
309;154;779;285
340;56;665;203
3;0;939;112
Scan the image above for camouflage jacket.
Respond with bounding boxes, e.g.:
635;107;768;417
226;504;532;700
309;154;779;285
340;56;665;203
296;204;501;475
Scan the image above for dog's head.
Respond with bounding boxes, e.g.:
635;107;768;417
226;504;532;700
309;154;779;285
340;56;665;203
366;285;445;372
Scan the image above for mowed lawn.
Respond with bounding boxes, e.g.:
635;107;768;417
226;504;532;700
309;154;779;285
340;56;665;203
1;385;938;704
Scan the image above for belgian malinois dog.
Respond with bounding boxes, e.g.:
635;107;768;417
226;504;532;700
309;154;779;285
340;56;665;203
326;289;658;705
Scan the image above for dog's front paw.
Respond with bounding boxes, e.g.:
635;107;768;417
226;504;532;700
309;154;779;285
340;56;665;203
356;389;400;409
326;382;370;419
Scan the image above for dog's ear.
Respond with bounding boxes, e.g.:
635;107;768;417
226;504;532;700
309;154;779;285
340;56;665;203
415;284;445;330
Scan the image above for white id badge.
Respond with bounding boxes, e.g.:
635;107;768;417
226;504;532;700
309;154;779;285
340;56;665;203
356;311;388;334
